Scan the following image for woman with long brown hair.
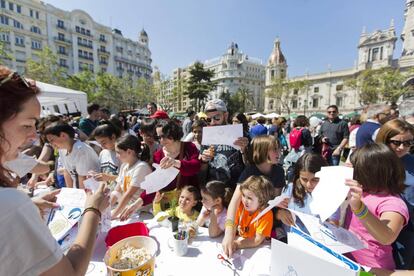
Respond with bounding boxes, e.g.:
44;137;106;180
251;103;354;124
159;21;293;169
0;66;109;275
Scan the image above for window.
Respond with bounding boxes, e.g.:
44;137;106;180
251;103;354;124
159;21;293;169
58;46;66;54
8;2;13;11
88;40;92;48
314;87;319;93
312;98;319;108
35;11;39;19
292;99;298;109
336;84;343;91
371;47;379;62
57;20;64;29
88;52;93;60
31;40;42;50
59;59;67;67
30;9;33;17
13;20;23;29
76;26;80;32
86;30;90;36
380;46;383;60
0;33;9;42
16;5;21;13
78;49;82;56
0;15;9;25
58;33;65;41
30;26;41;34
0;0;5;8
336;97;343;107
293;89;299;95
99;34;106;42
15;36;24;46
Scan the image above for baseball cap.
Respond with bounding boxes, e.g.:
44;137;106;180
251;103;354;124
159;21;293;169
150;110;169;119
204;99;227;112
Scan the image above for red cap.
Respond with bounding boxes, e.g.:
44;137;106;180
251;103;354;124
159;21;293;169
150;110;169;119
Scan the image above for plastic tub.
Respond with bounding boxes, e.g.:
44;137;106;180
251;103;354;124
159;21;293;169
104;235;158;276
105;222;149;247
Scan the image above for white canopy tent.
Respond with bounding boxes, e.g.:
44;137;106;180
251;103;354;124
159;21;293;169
264;112;280;119
251;113;265;119
36;82;88;117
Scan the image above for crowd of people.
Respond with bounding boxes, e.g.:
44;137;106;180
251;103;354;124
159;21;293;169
1;65;414;275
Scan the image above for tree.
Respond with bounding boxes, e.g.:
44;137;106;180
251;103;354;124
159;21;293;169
0;27;12;61
186;61;216;112
25;47;67;85
235;86;254;113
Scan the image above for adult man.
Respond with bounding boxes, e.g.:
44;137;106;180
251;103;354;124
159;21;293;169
200;99;249;189
79;103;100;136
99;107;111;121
356;104;391;148
182;110;195;139
250;116;268;138
319;105;349;165
147;102;157;116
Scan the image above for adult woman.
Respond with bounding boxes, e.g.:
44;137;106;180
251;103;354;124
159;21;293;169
375;119;414;206
140;120;201;208
0;66;109;275
232;112;249;137
222;135;285;256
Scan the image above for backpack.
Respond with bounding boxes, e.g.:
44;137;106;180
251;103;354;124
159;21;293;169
289;127;303;151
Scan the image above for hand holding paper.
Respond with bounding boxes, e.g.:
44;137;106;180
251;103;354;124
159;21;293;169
141;163;179;194
201;124;243;150
251;194;290;224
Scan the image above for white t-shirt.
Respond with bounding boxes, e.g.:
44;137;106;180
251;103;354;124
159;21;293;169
4;152;38;178
0;188;63;275
115;160;152;200
198;206;227;231
99;149;120;176
59;140;100;187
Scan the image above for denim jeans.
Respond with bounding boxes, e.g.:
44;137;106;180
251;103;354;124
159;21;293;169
327;154;341;166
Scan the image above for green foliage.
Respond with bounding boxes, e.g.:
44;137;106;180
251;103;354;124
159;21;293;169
186;61;216;111
345;68;409;105
25;47;67;85
266;77;309;114
0;27;12;60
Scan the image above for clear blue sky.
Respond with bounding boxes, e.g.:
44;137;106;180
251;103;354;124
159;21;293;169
44;0;405;77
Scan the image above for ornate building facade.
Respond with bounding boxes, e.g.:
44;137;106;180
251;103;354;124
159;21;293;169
0;0;152;80
264;0;414;115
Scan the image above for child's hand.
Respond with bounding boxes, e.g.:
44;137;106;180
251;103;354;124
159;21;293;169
201;208;211;219
278;209;295;226
154;191;164;203
277;198;289;209
345;179;363;211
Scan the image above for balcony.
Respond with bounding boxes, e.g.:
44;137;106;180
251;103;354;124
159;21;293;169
99;37;107;43
59;64;69;68
97;48;110;55
54;37;72;45
78;42;93;49
99;60;108;65
78;54;93;61
116;67;124;72
57;24;66;30
57;51;68;56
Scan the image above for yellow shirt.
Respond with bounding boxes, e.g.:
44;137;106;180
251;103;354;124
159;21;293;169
153;202;199;222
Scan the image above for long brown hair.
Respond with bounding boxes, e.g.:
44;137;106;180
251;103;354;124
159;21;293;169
292;153;328;207
375;118;414;145
0;66;40;187
350;143;405;195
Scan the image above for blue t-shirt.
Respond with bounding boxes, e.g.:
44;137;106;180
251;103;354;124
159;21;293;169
401;154;414;206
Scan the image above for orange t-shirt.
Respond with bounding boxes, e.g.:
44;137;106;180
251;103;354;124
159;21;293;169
235;202;273;238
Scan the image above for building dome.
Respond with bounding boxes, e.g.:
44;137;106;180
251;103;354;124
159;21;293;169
140;29;148;37
268;39;286;65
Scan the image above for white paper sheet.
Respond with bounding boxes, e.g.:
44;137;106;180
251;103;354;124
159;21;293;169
309;166;353;222
140;163;179;194
251;194;290;224
83;177;100;192
201;124;243;150
288;209;365;254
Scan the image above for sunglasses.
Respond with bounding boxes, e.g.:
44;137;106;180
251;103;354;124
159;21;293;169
0;71;31;88
206;114;222;123
388;140;414;147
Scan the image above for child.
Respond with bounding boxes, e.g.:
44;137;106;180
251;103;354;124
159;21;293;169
277;153;340;227
191;119;207;151
91;122;121;189
138;118;161;165
233;175;274;249
153;185;201;223
197;181;232;237
43;122;100;189
110;135;153;220
344;143;409;270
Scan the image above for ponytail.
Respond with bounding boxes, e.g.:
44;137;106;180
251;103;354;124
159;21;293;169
116;135;150;162
140;143;151;163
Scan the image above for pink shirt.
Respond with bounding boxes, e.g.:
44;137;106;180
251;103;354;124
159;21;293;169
344;193;409;270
